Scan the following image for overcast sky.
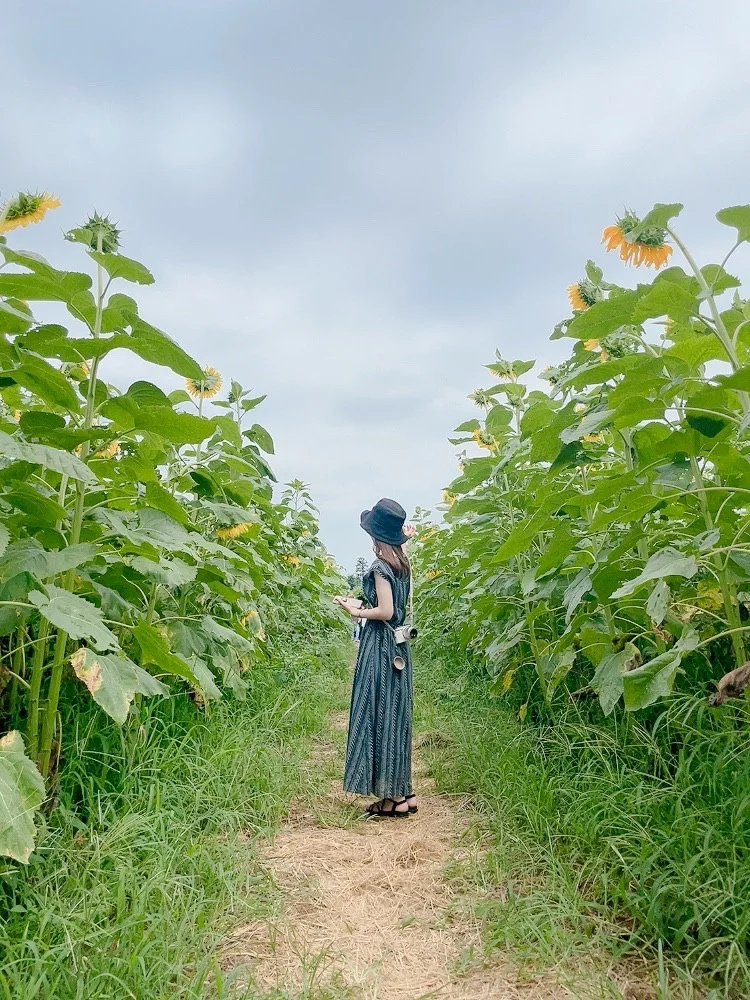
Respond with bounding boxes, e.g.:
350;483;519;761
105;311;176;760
4;1;750;569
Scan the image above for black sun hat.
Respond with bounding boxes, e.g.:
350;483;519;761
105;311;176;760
360;498;408;546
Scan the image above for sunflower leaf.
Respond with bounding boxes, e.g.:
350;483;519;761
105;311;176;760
716;205;750;243
0;731;46;864
89;252;155;285
0;431;96;483
29;586;120;652
635;203;683;233
71;647;167;725
611;547;698;600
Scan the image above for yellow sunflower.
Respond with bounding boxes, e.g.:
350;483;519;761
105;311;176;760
442;489;456;506
283;554;301;567
583;433;604;444
567;279;601;312
216;522;252;540
0;192;61;233
602;212;672;269
425;568;443;580
94;440;120;459
473;427;495;451
583;339;600;352
186;366;223;398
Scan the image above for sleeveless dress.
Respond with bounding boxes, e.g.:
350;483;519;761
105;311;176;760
343;559;413;799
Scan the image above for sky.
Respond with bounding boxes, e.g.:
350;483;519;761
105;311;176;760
4;1;750;569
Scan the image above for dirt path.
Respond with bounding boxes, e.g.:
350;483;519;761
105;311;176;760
219;710;599;1000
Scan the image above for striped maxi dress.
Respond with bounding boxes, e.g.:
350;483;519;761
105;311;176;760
343;558;413;800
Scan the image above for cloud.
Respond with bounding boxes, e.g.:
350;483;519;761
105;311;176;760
3;0;750;567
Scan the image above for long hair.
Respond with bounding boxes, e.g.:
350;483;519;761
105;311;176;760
373;541;410;578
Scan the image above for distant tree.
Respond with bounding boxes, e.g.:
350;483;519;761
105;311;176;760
354;556;368;583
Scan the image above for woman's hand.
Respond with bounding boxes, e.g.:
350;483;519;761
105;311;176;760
334;596;363;617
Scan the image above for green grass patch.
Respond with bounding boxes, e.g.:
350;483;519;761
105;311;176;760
415;650;750;999
0;633;351;999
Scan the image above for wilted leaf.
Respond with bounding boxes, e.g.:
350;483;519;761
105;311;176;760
71;647;167;724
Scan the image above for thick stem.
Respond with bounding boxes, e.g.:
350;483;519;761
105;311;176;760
26;619;49;756
145;583;158;625
7;625;26;722
667;225;750;413
38;238;105;778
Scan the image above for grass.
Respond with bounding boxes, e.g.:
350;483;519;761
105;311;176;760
0;631;351;1000
415;649;750;999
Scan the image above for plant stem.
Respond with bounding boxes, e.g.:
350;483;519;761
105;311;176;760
38;237;105;778
26;619;49;756
7;625;26;722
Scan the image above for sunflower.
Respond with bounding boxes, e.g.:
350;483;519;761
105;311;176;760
602;211;672;269
567;279;601;311
468;388;494;409
94;440;120;459
216;522;252;540
186;366;223;398
0;192;61;233
583;339;600;352
283;554;301;567
583;433;604;444
425;568;443;580
442;489;456;506
65;212;121;253
473;428;495;451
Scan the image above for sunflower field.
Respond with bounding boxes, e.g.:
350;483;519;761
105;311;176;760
0;194;344;869
411;202;750;991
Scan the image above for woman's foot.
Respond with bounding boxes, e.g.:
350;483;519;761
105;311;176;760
405;793;418;814
364;798;410;819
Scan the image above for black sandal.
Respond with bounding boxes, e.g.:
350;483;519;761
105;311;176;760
364;797;410;819
404;794;418;814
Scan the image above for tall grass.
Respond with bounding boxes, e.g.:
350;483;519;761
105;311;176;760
0;632;351;999
416;651;750;998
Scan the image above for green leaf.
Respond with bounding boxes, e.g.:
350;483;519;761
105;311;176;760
0;525;8;559
125;381;172;407
201;615;254;654
131;623;214;696
71;647;167;724
563;569;591;623
559;408;613;444
454;419;481;433
611;547;698;600
144;482;192;525
0;269;92;305
591;643;639;716
128;555;197;587
11;356;80;411
128;319;204;380
246;423;274;455
622;629;698;711
716;205;750;243
646;580;670;625
632;279;697;325
29;586;119;651
96;508;192;552
566;288;645;341
636;203;683;231
0;731;45;864
0;431;96;483
133;408;219;445
485;405;513;436
88;251;155;285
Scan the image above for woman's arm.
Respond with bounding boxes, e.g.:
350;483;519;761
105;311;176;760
356;573;393;621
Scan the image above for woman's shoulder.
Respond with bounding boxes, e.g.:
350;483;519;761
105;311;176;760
369;557;396;580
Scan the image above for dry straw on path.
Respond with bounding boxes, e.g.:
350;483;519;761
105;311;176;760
220;714;600;999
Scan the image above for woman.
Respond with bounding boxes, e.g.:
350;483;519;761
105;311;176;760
335;498;416;819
